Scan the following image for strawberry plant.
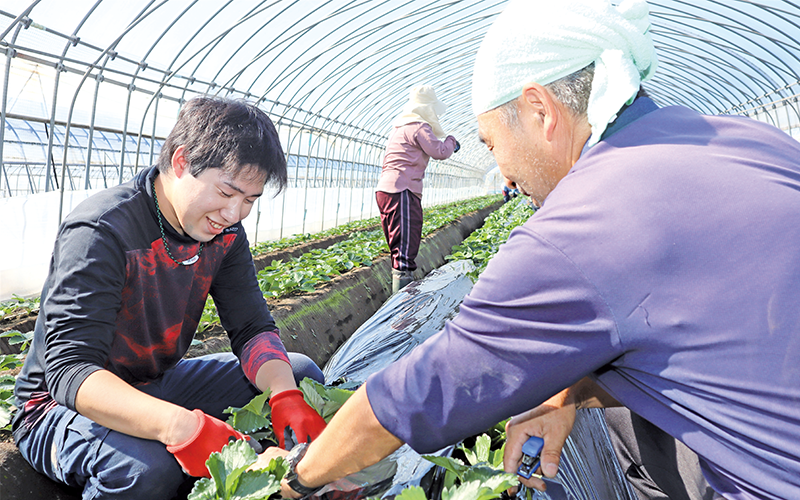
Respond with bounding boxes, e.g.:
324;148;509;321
0;373;16;430
377;424;521;500
224;391;274;441
296;378;355;423
214;375;530;500
187;439;288;500
191;381;355;500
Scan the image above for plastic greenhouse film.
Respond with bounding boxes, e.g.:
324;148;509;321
321;260;638;500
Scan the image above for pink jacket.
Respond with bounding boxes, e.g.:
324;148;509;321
376;122;457;197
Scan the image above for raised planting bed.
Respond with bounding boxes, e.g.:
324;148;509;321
195;195;501;331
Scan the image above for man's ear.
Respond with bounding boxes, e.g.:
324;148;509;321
171;145;189;178
520;82;559;142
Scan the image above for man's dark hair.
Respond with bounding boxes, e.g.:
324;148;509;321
158;96;287;192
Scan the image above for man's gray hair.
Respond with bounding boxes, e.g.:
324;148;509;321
496;63;595;127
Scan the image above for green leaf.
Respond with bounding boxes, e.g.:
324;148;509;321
440;471;517;500
461;434;491;466
299;382;327;415
298;378;355;423
187;478;218;500
204;440;259;498
0;354;23;371
231;456;287;500
422;455;470;480
489;442;506;469
471;472;518;493
229;470;282;500
0;405;12;429
395;486;429;500
187;452;288;500
441;480;501;500
0;330;34;353
460;466;518;490
224;391;272;434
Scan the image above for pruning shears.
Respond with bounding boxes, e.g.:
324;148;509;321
516;436;544;479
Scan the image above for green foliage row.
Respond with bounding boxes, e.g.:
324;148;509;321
446;198;537;281
198;195;501;323
255;195;500;299
249;195;499;258
0;295;40;320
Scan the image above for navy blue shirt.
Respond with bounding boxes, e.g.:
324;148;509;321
14;166;287;440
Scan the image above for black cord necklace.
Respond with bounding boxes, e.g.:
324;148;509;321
152;176;204;266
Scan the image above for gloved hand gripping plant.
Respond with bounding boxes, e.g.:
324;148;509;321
187;380;355;500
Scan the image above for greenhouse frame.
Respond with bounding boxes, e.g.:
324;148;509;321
1;0;799;299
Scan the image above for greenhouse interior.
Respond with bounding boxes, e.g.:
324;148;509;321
1;0;800;499
2;0;800;300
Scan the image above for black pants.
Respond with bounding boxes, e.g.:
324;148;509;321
605;408;722;500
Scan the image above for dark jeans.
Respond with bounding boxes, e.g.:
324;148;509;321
605;407;722;500
16;352;323;500
376;189;423;272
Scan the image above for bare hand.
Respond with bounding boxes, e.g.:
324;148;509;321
248;446;289;472
503;388;576;492
247;447;302;499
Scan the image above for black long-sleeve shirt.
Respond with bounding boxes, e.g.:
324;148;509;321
13;166;288;441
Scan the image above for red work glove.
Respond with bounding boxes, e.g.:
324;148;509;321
269;389;327;449
166;409;249;477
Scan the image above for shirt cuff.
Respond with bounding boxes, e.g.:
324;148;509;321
240;331;290;385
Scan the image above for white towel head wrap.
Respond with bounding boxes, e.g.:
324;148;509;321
394;85;448;138
472;0;658;146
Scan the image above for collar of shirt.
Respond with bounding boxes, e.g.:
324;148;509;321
580;96;660;157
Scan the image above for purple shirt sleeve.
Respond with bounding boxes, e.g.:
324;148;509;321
365;224;621;453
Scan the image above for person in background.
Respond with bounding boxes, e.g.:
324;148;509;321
375;85;460;294
13;96;327;500
502;176;519;203
254;1;800;499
